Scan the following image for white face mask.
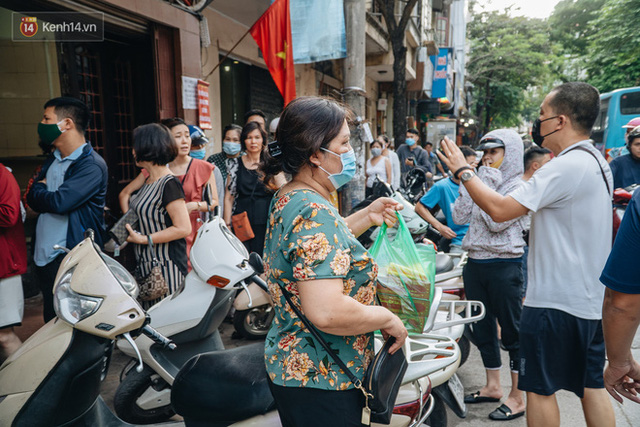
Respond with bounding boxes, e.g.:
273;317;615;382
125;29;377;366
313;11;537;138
318;148;357;190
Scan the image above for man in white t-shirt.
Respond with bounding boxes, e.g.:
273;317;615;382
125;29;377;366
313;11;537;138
436;82;614;427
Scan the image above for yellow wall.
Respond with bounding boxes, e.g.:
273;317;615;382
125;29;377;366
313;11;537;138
0;12;61;158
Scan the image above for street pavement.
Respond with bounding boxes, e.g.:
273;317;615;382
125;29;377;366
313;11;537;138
448;334;640;426
14;295;640;426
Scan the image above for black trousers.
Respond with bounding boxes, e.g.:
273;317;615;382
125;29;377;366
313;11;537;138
35;253;66;322
463;259;523;371
268;378;366;427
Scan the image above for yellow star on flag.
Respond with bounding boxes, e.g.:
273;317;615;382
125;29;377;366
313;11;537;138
276;41;287;67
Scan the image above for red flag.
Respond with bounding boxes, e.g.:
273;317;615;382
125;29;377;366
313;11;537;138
250;0;296;104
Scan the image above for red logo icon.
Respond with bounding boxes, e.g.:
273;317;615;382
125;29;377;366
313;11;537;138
20;17;38;37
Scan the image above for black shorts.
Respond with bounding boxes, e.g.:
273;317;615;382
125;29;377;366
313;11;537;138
518;307;605;398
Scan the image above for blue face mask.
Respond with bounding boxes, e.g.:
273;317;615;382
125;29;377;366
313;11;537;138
319;148;357;190
190;148;206;160
223;142;241;156
406;138;416;146
371;148;382;157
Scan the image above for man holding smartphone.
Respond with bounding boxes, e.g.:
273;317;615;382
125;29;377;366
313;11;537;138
396;128;432;179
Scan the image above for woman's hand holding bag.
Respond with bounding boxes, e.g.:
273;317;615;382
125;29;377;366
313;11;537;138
370;211;434;334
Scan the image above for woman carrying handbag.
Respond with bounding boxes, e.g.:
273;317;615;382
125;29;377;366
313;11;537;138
124;124;191;309
260;97;408;426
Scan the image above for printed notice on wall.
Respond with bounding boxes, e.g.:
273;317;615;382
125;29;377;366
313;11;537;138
182;76;198;110
197;80;212;130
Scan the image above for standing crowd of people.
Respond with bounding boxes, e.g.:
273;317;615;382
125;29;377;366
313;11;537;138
0;81;639;427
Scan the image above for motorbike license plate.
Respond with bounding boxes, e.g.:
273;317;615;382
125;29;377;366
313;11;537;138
448;373;466;412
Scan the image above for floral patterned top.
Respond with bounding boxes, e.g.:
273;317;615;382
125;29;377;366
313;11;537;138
264;189;378;390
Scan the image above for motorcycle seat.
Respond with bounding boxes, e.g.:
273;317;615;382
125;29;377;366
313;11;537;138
435;253;454;274
171;342;275;424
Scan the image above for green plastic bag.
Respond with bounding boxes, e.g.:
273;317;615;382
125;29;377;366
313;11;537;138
370;212;435;333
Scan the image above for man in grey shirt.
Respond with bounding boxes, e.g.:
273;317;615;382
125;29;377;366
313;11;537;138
396;128;432;179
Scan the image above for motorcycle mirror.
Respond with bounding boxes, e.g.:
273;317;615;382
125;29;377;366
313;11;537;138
248;252;265;274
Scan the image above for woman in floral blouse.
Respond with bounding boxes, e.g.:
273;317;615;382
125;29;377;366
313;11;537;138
260;96;408;427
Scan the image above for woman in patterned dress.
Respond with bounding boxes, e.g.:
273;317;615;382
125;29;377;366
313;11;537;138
123;123;191;309
260;97;408;426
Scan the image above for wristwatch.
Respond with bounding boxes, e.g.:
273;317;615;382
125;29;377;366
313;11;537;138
459;169;476;183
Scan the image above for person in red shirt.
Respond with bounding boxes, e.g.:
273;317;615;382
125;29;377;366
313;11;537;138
0;163;27;362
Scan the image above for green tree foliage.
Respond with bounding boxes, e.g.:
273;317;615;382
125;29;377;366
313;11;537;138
549;0;605;56
585;0;640;92
467;11;557;134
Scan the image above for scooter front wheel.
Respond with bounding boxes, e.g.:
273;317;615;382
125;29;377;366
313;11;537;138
233;305;274;340
114;364;175;424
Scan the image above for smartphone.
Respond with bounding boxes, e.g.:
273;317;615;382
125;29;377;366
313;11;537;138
407;156;415;162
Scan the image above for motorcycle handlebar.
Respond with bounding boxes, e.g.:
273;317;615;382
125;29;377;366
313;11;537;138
250;275;270;294
141;324;177;350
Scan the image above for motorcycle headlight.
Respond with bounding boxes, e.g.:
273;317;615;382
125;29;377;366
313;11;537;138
220;221;249;258
100;253;139;299
53;267;103;325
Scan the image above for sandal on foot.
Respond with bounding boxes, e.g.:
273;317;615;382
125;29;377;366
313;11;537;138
489;404;525;421
464;391;501;404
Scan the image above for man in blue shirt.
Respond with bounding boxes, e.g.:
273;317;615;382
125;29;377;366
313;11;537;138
600;188;640;404
415;146;477;253
610;125;640;189
27;97;107;322
424;141;446;176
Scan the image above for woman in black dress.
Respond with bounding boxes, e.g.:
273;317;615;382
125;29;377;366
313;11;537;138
223;121;286;254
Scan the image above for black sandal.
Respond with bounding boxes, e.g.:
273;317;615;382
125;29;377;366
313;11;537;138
489;403;525;421
464;391;501;404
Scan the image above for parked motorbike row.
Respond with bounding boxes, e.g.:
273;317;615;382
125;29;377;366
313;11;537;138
0;185;484;426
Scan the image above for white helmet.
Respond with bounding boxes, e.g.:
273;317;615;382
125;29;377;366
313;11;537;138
269;117;280;134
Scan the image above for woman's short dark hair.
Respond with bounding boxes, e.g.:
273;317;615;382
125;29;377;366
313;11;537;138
240;121;267;152
160;117;187;130
133;123;178;165
260;96;354;184
222;124;242;140
378;134;389;145
370;139;383;148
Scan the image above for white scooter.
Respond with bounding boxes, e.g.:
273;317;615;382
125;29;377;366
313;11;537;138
0;231;479;427
114;215;261;423
172;275;484;427
0;231;180;426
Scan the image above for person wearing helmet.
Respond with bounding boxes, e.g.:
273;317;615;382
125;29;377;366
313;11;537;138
477;137;506;168
452;130;528;421
187;125;210;160
622;117;640;136
610;125;640;189
189;125;225;213
609;117;640;162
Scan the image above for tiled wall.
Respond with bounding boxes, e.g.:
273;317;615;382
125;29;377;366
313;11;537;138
0;38;61;158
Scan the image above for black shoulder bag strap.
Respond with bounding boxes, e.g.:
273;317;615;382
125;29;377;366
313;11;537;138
276;283;364;390
566;145;611;196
